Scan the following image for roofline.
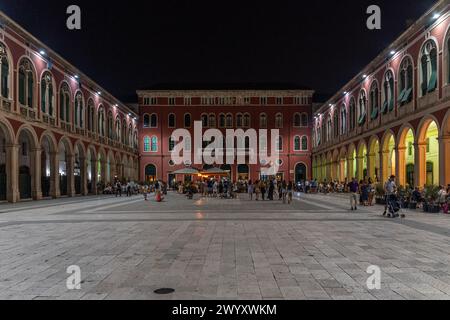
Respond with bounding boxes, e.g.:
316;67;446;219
315;0;447;116
136;89;315;96
0;10;138;118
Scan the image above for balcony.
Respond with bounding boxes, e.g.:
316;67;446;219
42;115;56;127
381;111;396;126
417;90;438;111
443;84;450;101
19;105;37;120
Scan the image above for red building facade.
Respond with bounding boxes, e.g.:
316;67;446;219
0;11;139;203
137;87;314;185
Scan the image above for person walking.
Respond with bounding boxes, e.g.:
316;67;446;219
248;180;254;200
268;180;275;201
287;181;293;204
348;178;359;211
367;178;374;206
281;181;287;203
255;180;261;201
260;181;267;201
116;181;122;197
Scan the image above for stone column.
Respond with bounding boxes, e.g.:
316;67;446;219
91;158;98;195
31;147;43;200
396;146;406;187
347;156;354;180
50;152;60;198
67;154;76;197
439;135;450;187
381;150;391;183
367;152;376;181
355;156;364;181
6;144;19;203
414;142;427;188
80;156;88;196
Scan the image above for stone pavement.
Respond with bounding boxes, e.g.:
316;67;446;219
0;192;450;300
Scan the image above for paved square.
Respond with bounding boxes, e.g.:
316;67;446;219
1;192;450;300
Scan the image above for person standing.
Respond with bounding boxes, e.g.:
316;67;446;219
268;180;275;201
260;181;267;201
255;180;261;201
383;175;397;216
281;181;287;203
348;178;359;211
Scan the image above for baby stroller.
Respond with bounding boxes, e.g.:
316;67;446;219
386;194;405;218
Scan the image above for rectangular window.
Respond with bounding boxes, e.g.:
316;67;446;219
276;97;283;105
169;98;176;106
184;97;192;105
260;97;268;105
244;97;251;105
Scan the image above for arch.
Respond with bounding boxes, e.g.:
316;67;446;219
347;143;357;180
369;79;380;122
356;140;368;180
381;69;395;115
416;116;440;187
331;149;339;181
237;164;249;181
295;162;308;183
145;164;157;183
338;146;348;182
184;113;192;128
59;81;72;124
368;135;381;182
107;150;116;183
397;123;415;187
441;108;450;186
168;113;176;128
444;24;450;85
0;116;14;201
16;126;39;200
381;130;396;182
73;141;86;195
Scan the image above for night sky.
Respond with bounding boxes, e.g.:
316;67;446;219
0;0;438;102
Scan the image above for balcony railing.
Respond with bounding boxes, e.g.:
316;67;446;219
1;97;12;112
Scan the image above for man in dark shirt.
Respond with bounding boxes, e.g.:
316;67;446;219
348;178;359;211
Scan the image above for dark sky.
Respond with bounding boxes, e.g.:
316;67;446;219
0;0;438;102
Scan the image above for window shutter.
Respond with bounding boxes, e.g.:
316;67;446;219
27;74;34;107
427;54;437;93
402;88;413;104
397;89;406;103
381;100;388;114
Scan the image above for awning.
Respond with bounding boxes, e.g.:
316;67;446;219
172;168;200;175
200;167;230;176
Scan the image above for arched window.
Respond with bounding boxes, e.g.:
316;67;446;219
74;92;84;128
128;124;133;146
151;136;158;152
59;84;70;124
301;113;308;127
260;113;267;128
150;114;158;128
98;106;105;136
122;120;127;144
420;40;437;96
87;100;95;132
107;111;113;139
209;114;216;128
381;71;394;114
201;114;208;127
301;136;308;151
326;117;332;142
243;113;250;128
0;43;10;99
294;136;301;151
340;104;347;135
398;57;413;105
143;136;150;152
115;117;121;142
184;114;192;128
143;114;150;128
41;72;55;117
275;113;283;128
219;114;226;128
226;114;233;128
18;59;34;108
236;113;243;127
333;111;339;138
369;82;379;121
358;90;367;126
349;98;356;131
294;113;301;127
168;113;176;128
169;136;175;152
276;136;283;152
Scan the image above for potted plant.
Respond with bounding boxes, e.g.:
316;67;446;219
424;185;440;213
375;183;385;205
